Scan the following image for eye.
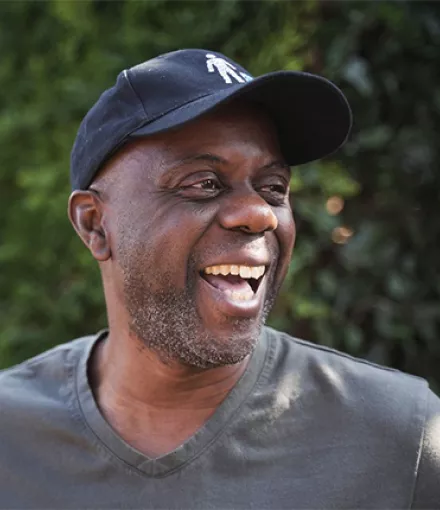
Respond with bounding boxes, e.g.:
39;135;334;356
178;173;224;199
258;179;289;205
191;179;221;191
259;184;287;194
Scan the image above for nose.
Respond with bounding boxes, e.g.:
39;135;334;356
217;190;278;234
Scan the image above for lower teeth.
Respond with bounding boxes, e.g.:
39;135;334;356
224;289;254;302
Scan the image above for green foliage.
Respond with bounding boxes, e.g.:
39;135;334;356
0;0;311;366
0;1;439;391
271;1;440;391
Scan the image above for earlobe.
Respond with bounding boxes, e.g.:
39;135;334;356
68;191;111;261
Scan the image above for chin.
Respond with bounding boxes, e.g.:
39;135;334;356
188;318;263;368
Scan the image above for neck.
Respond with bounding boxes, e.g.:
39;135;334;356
89;326;250;457
93;328;250;408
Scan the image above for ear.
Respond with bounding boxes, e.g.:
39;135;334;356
68;190;111;261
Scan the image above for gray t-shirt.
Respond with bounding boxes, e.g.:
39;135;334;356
0;327;439;509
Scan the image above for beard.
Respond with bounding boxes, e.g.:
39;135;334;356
115;236;278;369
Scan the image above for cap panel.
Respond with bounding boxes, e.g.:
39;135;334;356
70;71;147;190
128;49;254;120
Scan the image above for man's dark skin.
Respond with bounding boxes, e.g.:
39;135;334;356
68;102;296;458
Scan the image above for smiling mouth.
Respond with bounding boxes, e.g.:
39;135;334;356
200;264;266;302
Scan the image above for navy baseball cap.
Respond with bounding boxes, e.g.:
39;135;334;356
70;49;352;190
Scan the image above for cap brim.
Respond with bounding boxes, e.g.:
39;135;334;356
129;70;352;166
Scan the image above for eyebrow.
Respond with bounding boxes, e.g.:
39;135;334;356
260;160;291;172
177;153;290;172
178;153;227;166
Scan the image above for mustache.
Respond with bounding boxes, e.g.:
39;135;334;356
195;238;277;265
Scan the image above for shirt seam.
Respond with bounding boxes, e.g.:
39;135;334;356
277;329;426;383
0;339;85;376
408;387;430;509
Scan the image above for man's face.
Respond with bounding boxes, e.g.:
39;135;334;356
99;103;296;368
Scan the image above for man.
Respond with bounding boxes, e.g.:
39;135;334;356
0;49;439;509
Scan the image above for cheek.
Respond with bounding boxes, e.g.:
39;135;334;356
275;207;296;273
278;205;296;246
113;201;215;287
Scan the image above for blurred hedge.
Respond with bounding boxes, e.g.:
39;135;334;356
0;1;439;390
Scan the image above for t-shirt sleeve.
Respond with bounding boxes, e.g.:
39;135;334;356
411;389;440;509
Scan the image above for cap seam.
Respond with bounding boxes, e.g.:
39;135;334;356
129;89;220;132
124;69;150;119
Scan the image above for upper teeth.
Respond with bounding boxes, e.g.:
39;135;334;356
204;265;265;279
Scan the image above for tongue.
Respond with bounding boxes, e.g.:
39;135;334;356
203;274;253;293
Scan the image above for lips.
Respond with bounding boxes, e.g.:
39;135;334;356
196;260;268;320
201;263;266;301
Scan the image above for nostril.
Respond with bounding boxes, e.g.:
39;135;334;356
236;223;275;235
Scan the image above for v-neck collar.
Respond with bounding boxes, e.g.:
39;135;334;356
72;329;272;477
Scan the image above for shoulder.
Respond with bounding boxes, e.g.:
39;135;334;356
0;332;102;454
0;334;102;497
262;326;431;445
263;325;429;400
261;327;439;503
0;333;99;415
